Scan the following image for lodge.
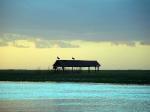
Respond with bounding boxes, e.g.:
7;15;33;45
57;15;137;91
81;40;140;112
53;60;101;71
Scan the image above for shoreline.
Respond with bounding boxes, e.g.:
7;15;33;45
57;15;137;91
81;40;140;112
0;81;150;86
0;70;150;84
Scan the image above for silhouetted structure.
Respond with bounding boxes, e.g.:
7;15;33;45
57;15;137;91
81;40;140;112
53;60;101;71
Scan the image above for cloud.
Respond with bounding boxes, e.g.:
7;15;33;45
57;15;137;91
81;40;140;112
140;41;150;45
0;39;8;47
2;33;29;41
0;42;8;47
0;33;80;48
34;38;53;48
1;33;150;48
34;39;79;48
78;40;137;47
111;41;136;47
12;40;33;48
54;41;79;48
0;33;34;48
13;44;30;48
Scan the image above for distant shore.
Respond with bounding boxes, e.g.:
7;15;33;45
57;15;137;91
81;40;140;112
0;70;150;84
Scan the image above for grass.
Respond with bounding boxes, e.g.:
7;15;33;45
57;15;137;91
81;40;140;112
0;70;150;84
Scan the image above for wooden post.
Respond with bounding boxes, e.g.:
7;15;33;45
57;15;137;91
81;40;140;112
62;67;64;71
80;67;82;71
88;67;90;72
98;66;99;71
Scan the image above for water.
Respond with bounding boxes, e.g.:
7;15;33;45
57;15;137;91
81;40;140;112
0;82;150;112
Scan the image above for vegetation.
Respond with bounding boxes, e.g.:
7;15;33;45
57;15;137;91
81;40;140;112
0;70;150;84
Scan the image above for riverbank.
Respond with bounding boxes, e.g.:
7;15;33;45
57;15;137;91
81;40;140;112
0;70;150;84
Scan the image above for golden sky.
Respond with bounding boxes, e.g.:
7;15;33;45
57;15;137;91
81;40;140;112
0;40;150;70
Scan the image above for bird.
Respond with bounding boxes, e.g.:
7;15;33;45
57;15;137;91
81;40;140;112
57;56;60;60
72;57;75;60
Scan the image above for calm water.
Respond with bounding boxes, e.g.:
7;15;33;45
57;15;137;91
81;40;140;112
0;82;150;112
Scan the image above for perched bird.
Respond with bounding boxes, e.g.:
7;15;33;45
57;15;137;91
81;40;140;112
57;56;60;60
72;57;75;60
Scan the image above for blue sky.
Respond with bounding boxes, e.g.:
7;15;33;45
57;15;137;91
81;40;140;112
0;0;150;42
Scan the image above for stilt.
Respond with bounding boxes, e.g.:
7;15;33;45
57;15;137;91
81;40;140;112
88;67;90;72
80;67;82;71
98;67;99;71
62;67;64;71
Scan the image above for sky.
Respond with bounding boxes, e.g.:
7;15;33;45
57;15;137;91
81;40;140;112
0;0;150;70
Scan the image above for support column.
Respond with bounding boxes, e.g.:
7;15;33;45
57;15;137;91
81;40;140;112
98;67;99;71
88;67;90;72
80;67;82;71
62;67;64;71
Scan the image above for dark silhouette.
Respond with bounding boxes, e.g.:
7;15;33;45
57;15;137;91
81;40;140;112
53;60;100;72
57;56;60;60
72;57;75;60
0;70;150;84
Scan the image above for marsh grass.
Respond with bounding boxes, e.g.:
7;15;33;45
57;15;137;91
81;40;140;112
0;70;150;84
